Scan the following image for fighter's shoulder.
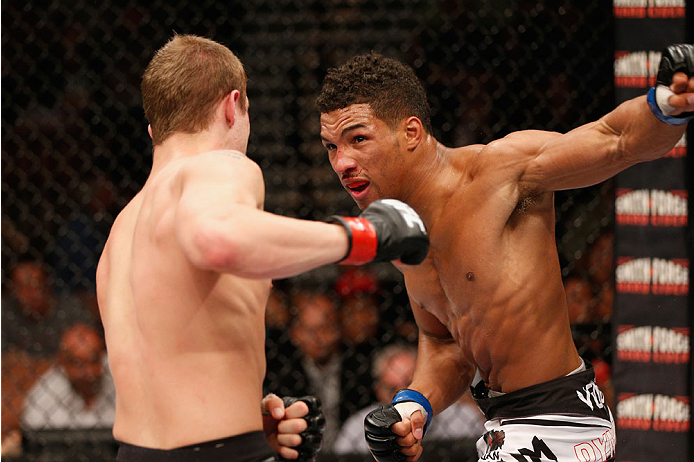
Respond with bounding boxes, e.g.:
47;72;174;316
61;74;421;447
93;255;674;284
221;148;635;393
484;130;561;156
472;130;561;170
179;150;263;186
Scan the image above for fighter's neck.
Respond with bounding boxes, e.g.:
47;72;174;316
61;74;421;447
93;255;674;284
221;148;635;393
398;140;460;227
149;132;230;176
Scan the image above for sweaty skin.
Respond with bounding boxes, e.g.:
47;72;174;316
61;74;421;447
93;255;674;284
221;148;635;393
97;92;348;450
321;72;693;459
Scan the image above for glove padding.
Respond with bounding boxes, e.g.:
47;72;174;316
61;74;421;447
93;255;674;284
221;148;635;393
329;199;429;266
278;396;325;462
650;44;694;122
364;404;408;462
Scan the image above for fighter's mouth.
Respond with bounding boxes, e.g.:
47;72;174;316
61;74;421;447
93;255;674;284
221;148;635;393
345;180;369;193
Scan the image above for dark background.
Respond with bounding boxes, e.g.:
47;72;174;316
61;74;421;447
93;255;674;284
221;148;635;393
1;1;615;460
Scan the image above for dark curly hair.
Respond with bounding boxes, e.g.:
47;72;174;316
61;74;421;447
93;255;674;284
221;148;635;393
317;52;432;133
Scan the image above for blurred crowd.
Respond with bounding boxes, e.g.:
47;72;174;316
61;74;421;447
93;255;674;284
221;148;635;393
2;258;115;458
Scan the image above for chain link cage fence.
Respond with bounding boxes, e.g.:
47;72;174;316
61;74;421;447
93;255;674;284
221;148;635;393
2;1;614;460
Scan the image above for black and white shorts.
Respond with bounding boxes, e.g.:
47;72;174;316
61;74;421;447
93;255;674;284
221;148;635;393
471;361;616;462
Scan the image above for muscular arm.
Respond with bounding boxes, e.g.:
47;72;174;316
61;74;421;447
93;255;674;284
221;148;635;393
175;151;349;279
407;298;474;416
505;73;693;193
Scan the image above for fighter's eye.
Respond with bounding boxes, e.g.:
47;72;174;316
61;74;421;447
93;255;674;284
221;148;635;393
325;143;336;151
354;136;366;143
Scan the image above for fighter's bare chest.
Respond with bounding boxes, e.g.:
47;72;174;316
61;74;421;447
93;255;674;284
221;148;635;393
400;220;503;325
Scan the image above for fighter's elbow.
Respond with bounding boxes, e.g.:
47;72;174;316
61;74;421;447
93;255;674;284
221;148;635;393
187;220;244;273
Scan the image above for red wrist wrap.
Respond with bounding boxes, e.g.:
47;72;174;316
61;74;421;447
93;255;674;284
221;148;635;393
340;217;378;265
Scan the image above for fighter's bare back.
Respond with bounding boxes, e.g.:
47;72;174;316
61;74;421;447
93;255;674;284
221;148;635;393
97;152;271;449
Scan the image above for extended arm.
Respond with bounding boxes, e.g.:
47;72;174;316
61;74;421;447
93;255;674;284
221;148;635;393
174;152;429;279
510;46;694;192
175;153;349;279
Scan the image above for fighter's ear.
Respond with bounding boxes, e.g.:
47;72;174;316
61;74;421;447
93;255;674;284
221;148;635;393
403;116;424;151
223;90;241;127
147;124;153;139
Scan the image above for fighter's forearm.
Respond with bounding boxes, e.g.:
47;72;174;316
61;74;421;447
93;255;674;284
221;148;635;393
407;333;473;416
604;95;686;164
180;205;349;279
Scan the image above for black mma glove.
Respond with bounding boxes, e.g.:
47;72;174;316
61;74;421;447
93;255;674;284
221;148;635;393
364;389;433;462
328;199;429;265
647;44;694;125
278;396;325;462
364;405;408;462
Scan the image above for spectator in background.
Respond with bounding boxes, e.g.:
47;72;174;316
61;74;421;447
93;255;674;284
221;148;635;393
0;259;60;357
336;268;419;346
1;351;51;457
1;260;100;456
21;323;115;430
333;344;417;455
335;268;380;347
265;286;374;455
562;231;614;325
287;289;342;453
587;231;614;322
334;268;387;428
5;260;55;321
333;344;484;454
563;274;593;325
2;259;96;358
265;285;291;331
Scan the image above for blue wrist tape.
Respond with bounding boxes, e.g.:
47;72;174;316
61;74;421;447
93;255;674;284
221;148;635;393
647;87;692;126
392;389;433;434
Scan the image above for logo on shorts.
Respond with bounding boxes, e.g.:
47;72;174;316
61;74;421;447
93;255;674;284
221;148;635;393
481;430;505;460
577;380;605;411
574;427;616;462
513;436;558;462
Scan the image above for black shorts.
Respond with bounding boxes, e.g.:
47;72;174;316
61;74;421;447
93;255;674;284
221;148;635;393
116;431;277;462
470;360;612;421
